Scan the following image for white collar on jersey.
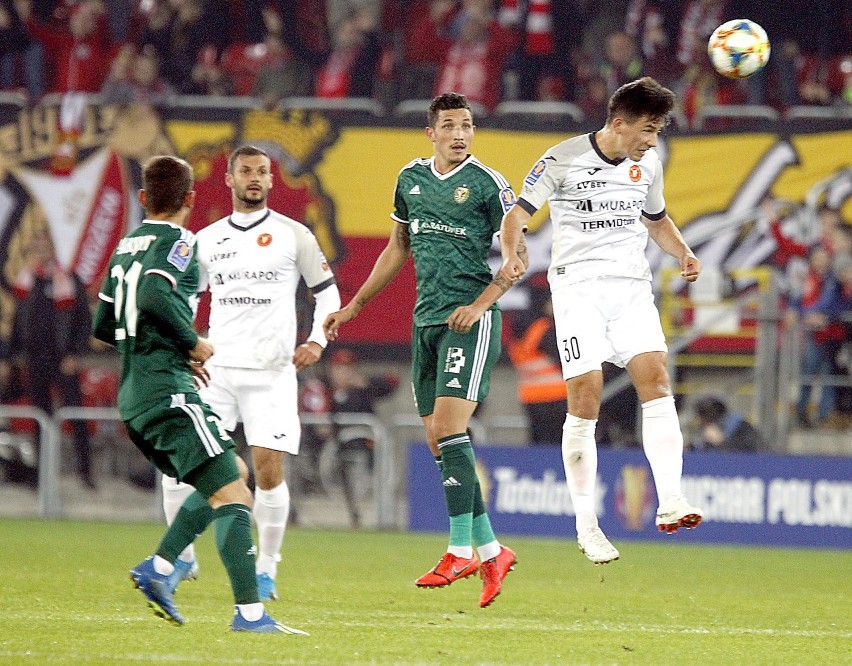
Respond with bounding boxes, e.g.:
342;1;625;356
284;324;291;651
229;208;269;228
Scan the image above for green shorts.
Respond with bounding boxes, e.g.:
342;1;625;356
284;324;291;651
125;391;236;485
411;308;502;417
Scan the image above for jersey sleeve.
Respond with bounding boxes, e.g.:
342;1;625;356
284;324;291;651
518;149;564;212
391;176;409;224
485;170;517;233
643;153;666;218
295;225;336;290
196;239;210;293
137;271;199;352
139;230;199;352
92;278;117;345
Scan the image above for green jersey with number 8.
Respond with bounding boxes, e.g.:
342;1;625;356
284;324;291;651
93;220;201;420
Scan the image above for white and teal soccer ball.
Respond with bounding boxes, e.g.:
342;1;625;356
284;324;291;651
707;19;771;79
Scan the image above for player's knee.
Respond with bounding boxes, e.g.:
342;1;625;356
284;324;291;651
236;455;250;484
254;461;284;490
209;478;253;509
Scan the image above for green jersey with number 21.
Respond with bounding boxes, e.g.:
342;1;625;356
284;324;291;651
93;221;201;420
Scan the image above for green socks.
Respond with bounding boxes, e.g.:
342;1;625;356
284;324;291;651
439;435;478;548
154;492;259;605
213;503;259;605
156;491;212;562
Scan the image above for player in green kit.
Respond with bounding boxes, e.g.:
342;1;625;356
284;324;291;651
324;93;528;608
92;155;306;635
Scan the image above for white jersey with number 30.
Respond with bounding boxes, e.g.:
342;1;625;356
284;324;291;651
196;208;335;370
519;132;666;288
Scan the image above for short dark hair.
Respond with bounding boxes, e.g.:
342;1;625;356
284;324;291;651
606;76;674;125
141;155;194;216
428;92;472;127
228;145;270;173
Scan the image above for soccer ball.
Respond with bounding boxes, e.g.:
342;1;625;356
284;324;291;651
707;19;770;79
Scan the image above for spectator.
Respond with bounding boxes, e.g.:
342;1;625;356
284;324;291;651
137;0;224;94
498;0;575;102
675;0;726;72
433;1;517;112
0;0;44;100
252;34;314;108
831;253;852;421
18;0;112;94
764;203;844;289
326;348;398;528
220;4;289;98
672;0;754;128
787;245;837;427
689;394;762;452
399;0;456;100
576;74;609;126
10;229;95;489
507;285;566;445
315;7;381;99
100;44;175;105
598;31;644;96
807;253;852;425
624;0;681;87
186;43;233;97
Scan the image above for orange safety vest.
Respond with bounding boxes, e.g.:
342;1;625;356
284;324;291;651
507;317;567;404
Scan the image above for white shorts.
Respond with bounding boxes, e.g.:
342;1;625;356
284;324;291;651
551;277;667;380
200;365;301;454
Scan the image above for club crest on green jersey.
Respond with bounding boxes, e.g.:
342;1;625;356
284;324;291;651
453;186;470;204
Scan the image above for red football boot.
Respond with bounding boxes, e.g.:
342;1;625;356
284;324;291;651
415;552;480;588
479;546;517;608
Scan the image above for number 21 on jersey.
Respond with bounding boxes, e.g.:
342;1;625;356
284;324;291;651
111;262;143;340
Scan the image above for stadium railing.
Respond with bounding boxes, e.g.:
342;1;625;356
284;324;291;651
492;100;585;124
393;99;489;119
277;96;386;117
777;315;852;442
694;104;780;130
784;105;852;121
1;405;529;525
0;91;28;108
0;404;61;516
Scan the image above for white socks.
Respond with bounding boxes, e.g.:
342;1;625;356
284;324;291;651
477;541;501;562
254;481;290;577
641;396;684;502
448;545;474;559
161;474;196;563
163;474;291;578
236;602;264;621
561;414;599;534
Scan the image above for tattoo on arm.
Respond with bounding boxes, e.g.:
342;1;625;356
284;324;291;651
394;223;411;253
492;274;513;293
517;235;529;269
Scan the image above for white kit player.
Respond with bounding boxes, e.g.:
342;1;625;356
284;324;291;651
162;145;341;600
499;77;704;565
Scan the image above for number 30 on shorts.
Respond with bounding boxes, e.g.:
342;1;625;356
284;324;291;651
562;336;581;363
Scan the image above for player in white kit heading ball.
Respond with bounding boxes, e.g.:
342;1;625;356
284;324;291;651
499;77;704;565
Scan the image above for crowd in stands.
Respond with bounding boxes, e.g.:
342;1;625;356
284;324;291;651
767;200;852;428
0;0;849;125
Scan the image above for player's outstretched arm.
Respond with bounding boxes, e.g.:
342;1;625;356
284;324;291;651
324;223;411;340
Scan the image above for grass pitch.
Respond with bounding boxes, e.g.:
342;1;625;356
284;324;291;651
0;518;849;665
